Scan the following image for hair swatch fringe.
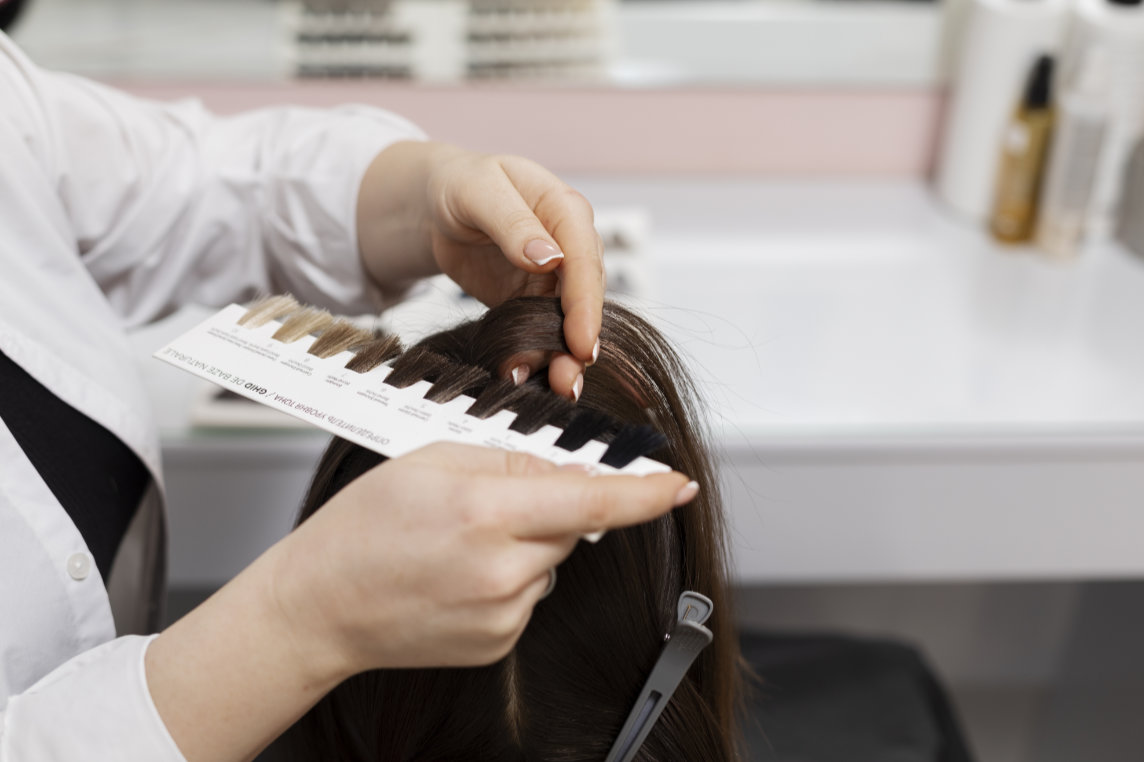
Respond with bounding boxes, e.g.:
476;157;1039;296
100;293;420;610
239;297;667;469
273;307;334;343
238;294;299;328
307;320;374;359
344;334;404;373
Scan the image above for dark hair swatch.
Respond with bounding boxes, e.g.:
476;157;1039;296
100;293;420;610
260;296;742;761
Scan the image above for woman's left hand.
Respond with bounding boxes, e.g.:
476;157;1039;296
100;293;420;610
356;141;604;400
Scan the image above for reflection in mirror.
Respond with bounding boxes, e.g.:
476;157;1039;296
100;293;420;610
294;0;615;81
8;0;945;87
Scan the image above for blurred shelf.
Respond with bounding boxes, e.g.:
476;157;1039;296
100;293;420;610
9;0;943;86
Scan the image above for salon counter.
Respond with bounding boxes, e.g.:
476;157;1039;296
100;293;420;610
136;179;1144;588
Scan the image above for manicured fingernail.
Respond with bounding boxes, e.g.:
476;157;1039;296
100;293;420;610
524;239;564;266
673;481;700;506
582;529;606;544
571;373;583;402
511;364;529;386
585;338;604;366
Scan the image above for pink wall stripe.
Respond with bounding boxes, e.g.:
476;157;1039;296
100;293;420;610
114;82;943;176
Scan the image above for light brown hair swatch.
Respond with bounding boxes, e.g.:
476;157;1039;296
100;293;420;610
272;307;334;344
343;334;405;373
307;320;375;359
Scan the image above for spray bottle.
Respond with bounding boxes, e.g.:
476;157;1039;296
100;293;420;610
1035;48;1112;258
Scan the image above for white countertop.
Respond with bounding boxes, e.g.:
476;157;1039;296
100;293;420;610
137;178;1144;585
568;177;1144;450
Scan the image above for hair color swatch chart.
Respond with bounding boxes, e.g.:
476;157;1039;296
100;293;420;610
155;304;668;477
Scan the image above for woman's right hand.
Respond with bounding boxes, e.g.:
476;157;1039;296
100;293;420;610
270;442;696;677
145;442;695;762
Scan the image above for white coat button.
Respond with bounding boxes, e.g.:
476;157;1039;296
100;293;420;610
67;553;92;581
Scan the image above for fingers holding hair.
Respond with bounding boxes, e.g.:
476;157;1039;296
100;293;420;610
443;155;604;400
499;157;605;366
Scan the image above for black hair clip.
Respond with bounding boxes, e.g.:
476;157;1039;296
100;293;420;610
604;592;714;762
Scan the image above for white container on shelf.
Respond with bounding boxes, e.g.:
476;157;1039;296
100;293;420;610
1060;0;1144;234
1035;48;1111;258
934;0;1067;224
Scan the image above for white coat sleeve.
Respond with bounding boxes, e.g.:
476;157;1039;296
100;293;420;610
0;636;186;761
0;31;427;327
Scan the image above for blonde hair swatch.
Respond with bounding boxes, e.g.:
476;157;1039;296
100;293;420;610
237;294;299;328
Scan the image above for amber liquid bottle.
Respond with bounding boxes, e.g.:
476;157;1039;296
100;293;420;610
990;55;1055;244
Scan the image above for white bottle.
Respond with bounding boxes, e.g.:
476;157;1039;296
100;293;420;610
1061;0;1144;234
1115;136;1144;259
1035;48;1111;258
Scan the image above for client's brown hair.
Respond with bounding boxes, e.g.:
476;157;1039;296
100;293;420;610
265;297;741;761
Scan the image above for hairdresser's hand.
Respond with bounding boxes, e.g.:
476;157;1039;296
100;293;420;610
271;442;695;674
357;141;604;400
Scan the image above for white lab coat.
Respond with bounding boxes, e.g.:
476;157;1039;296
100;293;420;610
0;31;424;759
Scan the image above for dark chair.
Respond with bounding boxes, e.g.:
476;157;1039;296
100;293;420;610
740;632;975;762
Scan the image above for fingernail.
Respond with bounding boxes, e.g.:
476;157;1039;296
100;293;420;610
587;339;600;367
673;481;700;507
582;529;606;544
524;239;564;266
511;364;529;386
571;373;583;403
